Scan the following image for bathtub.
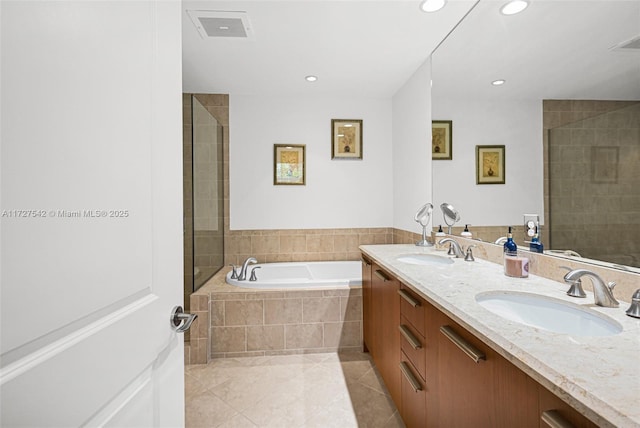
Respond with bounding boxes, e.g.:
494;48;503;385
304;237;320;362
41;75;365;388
226;261;362;289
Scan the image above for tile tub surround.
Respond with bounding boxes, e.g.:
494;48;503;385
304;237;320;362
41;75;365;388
190;269;363;362
360;244;640;428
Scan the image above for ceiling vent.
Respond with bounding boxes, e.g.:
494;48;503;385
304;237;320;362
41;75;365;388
187;10;254;40
610;35;640;52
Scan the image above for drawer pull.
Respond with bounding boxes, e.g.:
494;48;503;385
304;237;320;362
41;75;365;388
440;325;486;363
374;269;390;282
399;361;423;392
398;289;421;307
541;410;575;428
361;258;371;267
399;325;422;350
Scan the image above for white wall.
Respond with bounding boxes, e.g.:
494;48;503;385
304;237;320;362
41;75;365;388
432;97;544;228
229;95;393;230
392;59;433;234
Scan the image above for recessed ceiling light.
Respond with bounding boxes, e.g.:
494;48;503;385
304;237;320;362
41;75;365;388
420;0;446;13
305;75;318;82
219;26;229;30
343;124;353;127
500;0;529;15
492;79;506;86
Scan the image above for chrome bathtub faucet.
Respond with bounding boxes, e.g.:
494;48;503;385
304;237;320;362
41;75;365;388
238;257;258;281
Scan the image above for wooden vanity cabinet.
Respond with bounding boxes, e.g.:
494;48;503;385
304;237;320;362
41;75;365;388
370;262;401;408
361;256;373;354
361;253;598;428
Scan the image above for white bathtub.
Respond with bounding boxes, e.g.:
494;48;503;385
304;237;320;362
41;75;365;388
226;261;362;289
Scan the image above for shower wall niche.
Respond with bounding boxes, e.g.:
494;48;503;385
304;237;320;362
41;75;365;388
183;94;225;308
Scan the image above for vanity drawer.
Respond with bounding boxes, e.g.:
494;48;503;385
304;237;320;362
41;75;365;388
399;284;426;337
399;316;426;381
400;351;426;428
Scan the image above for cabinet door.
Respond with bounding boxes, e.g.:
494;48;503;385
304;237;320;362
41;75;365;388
494;353;539;427
400;352;426;428
436;312;497;426
538;386;598;428
372;263;401;408
361;256;373;353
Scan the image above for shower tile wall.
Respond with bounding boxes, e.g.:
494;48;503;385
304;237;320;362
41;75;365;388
183;94;193;310
544;100;640;267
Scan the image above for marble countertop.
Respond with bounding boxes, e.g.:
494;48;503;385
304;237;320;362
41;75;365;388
360;244;640;428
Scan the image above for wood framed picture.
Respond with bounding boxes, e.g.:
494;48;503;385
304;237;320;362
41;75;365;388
432;120;452;160
331;119;363;159
274;144;305;185
476;145;505;184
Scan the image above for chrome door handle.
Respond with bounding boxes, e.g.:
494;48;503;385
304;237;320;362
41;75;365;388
170;306;198;333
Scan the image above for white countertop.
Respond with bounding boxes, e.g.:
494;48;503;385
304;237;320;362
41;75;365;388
360;244;640;428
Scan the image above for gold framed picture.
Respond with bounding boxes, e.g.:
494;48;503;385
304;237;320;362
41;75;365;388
274;144;305;185
432;120;452;160
476;145;505;184
331;119;363;159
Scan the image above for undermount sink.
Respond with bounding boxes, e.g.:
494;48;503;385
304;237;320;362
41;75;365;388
476;291;622;337
396;253;454;266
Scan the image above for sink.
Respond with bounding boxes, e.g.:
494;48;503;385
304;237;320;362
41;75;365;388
396;253;454;266
476;291;622;337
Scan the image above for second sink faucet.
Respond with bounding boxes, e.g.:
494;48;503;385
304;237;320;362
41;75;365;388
563;269;619;308
238;257;258;281
438;238;465;258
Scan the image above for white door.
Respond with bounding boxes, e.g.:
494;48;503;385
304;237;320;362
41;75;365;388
1;1;185;426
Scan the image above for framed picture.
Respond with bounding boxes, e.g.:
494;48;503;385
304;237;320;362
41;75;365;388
591;146;619;184
432;120;452;160
476;145;505;184
331;119;363;159
274;144;305;185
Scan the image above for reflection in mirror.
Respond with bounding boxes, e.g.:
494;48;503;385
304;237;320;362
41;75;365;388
431;0;640;272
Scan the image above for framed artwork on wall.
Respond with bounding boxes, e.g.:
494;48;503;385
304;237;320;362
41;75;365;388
331;119;363;159
476;145;505;184
274;144;305;185
432;120;452;160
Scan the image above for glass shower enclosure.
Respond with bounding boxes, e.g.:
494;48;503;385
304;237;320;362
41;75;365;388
183;95;225;309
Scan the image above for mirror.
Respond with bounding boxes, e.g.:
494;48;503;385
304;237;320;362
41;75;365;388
415;203;434;247
440;202;460;234
431;0;640;271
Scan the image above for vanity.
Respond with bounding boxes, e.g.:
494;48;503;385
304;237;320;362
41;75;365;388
360;244;639;428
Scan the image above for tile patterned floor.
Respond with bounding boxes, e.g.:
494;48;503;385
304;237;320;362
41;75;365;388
185;352;404;427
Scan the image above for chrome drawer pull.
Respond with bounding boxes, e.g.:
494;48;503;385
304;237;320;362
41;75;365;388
440;325;486;363
399;361;423;392
374;270;390;282
399;325;422;350
398;289;421;307
541;410;575;428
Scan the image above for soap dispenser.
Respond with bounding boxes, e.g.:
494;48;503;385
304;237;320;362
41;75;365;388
503;227;517;256
434;225;447;251
529;234;544;254
461;224;472;238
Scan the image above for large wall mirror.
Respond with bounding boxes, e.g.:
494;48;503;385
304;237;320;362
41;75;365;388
431;0;640;271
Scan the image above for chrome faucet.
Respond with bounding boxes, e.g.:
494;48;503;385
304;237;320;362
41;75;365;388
494;236;508;245
439;238;464;258
238;257;258;281
563;269;619;308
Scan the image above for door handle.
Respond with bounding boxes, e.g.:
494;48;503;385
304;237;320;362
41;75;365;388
170;306;198;333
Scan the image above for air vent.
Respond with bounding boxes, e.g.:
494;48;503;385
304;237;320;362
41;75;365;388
187;10;254;39
610;35;640;52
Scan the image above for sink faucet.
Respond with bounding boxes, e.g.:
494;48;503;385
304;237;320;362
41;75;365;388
439;238;464;258
563;269;619;308
238;257;258;281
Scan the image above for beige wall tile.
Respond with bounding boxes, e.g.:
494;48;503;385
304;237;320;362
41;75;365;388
285;324;323;349
210;300;225;327
191;338;208;364
264;298;302;325
324;321;362;348
341;296;362;322
211;326;246;353
302;297;340;323
247;325;285;351
225;300;264;326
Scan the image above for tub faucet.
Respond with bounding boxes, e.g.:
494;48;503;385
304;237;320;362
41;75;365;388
439;238;464;258
239;257;258;281
563;269;619;308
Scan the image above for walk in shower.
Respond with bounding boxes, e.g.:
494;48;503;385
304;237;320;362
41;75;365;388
548;102;640;268
183;94;225;310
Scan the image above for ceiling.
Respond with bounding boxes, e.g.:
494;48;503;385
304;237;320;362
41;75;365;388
432;0;640;101
182;0;477;97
